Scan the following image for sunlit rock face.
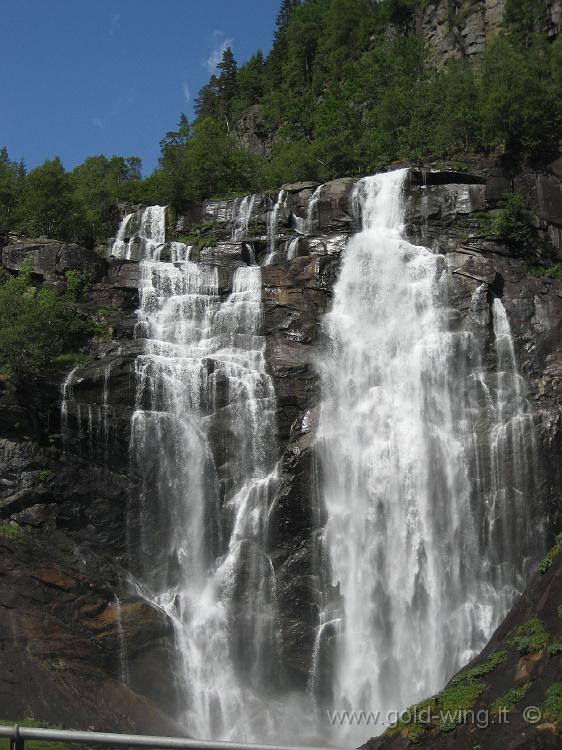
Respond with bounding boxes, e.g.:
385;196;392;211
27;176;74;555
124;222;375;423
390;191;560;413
1;166;561;745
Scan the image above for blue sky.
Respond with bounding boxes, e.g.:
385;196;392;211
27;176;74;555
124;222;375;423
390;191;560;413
1;0;280;174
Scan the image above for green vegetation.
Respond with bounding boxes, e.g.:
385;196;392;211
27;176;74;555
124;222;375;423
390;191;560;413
2;0;561;242
177;234;218;251
451;650;507;683
0;720;70;750
38;468;54;482
387;651;507;739
540;682;562;728
538;531;562;573
0;523;21;539
530;263;562;281
490;194;540;254
549;640;562;655
490;682;531;713
508;616;550;654
0;261;96;386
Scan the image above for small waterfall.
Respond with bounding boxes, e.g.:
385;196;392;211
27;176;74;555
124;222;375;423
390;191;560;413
265;190;287;265
287;237;300;260
113;595;130;685
232;194;257;241
111;206;166;260
113;206;284;741
61;366;78;446
314;170;543;743
305;185;322;234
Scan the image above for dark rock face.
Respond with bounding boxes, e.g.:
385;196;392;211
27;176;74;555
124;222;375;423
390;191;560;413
2;238;107;282
0;168;561;737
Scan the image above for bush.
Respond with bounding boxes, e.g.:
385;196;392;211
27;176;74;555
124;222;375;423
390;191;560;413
0;262;93;386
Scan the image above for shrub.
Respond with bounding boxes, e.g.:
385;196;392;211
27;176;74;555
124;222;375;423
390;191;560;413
0;261;93;386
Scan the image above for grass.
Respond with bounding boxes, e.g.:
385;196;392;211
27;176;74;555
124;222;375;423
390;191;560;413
508;616;550;654
0;719;70;750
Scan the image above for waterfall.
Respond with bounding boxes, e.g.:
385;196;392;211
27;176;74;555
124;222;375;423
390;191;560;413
287;237;300;260
265;190;287;265
111;206;283;741
232;194;257;241
111;206;166;260
305;185;322;234
113;595;130;685
314;170;542;742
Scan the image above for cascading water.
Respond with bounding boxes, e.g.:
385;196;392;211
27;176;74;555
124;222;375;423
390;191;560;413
314;170;542;743
265;189;287;265
111;207;283;742
232;194;257;241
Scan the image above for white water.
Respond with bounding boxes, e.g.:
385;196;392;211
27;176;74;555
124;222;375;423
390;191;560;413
58;188;544;746
111;206;166;260
265;190;287;265
111;207;284;741
306;185;322;234
314;170;541;743
232;194;257;241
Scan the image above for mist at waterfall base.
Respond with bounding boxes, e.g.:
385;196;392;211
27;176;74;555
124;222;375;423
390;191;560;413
93;171;542;746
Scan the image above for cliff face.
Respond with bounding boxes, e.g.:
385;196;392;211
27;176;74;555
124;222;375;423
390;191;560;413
420;0;562;64
0;164;561;741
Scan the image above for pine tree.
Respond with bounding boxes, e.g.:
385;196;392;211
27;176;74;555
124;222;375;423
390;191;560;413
216;47;239;129
276;0;300;35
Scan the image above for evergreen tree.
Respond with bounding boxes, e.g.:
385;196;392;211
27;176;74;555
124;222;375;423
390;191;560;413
276;0;300;36
216;47;239;129
0;148;24;233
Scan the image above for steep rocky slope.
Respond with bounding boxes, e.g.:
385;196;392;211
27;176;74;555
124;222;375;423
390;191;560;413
0;163;561;742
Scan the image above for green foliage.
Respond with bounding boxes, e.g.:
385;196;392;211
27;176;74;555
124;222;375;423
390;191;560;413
508;616;550;654
0;261;93;385
65;271;90;301
38;468;54;482
531;263;562;282
177;234;217;251
452;650;507;684
0;148;25;232
480;35;560;161
540;682;562;727
490;682;531;713
490;193;539;252
52;353;94;366
0;523;21;539
505;0;547;37
549;640;562;655
17;158;77;241
538;531;562;573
